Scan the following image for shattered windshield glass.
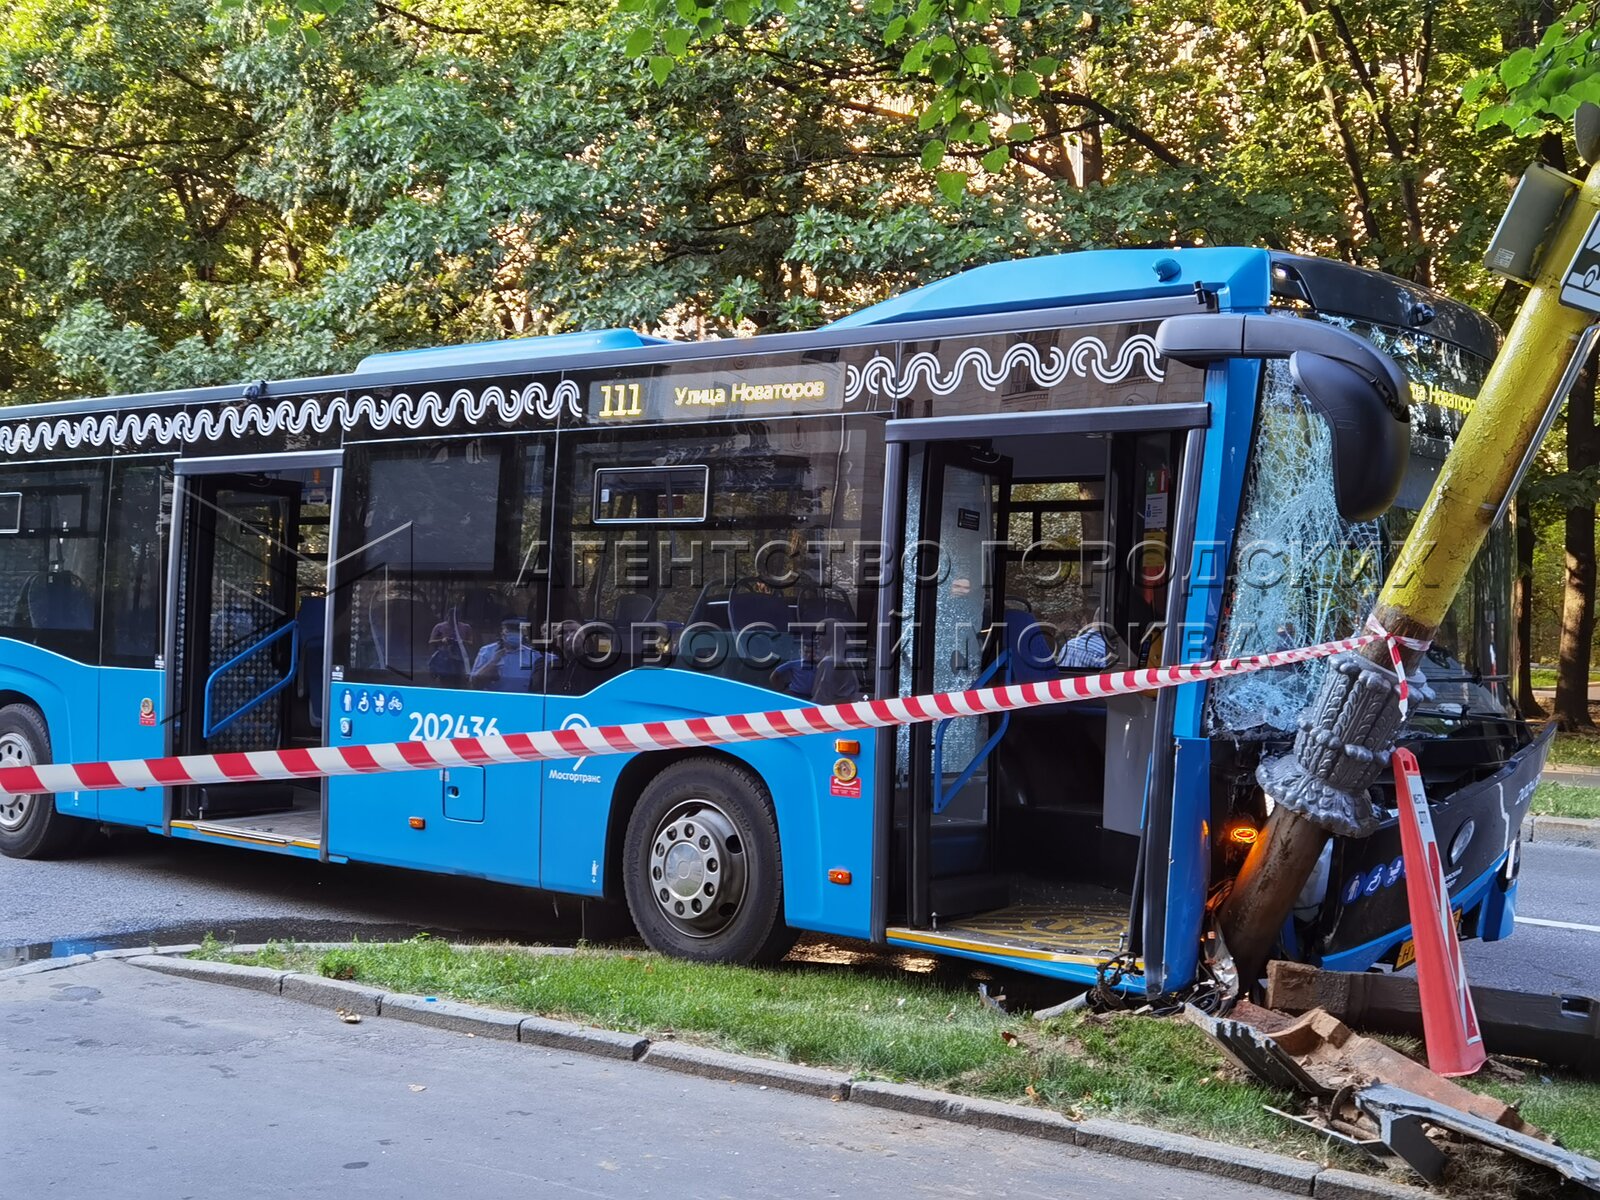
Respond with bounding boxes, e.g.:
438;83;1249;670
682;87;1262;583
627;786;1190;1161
1206;318;1500;737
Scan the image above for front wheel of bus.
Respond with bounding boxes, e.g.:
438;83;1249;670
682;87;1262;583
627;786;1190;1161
0;703;93;860
623;758;796;966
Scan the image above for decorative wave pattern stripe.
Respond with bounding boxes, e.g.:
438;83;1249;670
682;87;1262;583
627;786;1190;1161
844;334;1164;403
0;633;1378;798
0;381;583;455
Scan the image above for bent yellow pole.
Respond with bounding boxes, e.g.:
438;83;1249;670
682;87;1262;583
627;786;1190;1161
1374;156;1600;644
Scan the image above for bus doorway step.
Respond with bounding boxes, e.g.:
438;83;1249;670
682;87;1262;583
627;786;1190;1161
889;901;1131;967
172;805;322;850
195;782;301;821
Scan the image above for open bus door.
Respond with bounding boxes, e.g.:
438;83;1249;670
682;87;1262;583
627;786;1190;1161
904;442;1012;925
166;455;337;844
886;416;1198;989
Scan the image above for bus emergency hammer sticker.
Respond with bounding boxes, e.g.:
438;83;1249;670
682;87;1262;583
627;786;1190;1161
0;633;1382;798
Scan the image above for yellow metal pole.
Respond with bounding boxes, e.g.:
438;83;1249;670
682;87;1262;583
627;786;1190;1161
1220;157;1600;988
1373;156;1600;648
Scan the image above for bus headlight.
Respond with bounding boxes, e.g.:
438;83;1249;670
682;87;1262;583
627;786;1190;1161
1448;818;1476;867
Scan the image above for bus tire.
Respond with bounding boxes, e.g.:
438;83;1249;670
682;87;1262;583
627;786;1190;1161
622;757;797;966
0;703;94;860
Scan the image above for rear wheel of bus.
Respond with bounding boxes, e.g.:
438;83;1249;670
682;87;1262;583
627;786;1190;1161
0;703;95;859
622;757;796;965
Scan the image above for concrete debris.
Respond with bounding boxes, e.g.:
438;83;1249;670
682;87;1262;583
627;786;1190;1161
1267;960;1600;1079
1267;1008;1532;1134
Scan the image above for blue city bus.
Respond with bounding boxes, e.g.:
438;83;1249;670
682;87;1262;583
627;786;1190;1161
0;248;1548;991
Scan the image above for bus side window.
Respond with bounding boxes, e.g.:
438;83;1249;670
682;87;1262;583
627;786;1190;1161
102;462;171;667
0;461;108;662
550;418;878;700
335;431;552;691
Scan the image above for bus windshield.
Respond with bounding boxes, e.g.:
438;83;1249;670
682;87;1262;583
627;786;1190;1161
1207;316;1502;736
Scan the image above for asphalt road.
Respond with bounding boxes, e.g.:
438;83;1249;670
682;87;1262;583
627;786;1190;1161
3;825;1596;996
2;957;1288;1200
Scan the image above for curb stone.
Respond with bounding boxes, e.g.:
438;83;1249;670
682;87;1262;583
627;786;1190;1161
847;1080;965;1119
1313;1167;1432;1200
0;953;92;979
1074;1118;1320;1195
518;1015;648;1061
0;943;204;981
126;955;287;994
280;972;386;1016
380;993;522;1040
961;1094;1078;1142
642;1041;851;1100
849;1083;1076;1143
101;943;1390;1198
1524;813;1600;849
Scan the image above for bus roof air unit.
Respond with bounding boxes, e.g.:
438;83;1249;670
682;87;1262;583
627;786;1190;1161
354;328;674;375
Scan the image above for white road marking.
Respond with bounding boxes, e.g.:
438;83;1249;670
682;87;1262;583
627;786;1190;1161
1516;915;1600;934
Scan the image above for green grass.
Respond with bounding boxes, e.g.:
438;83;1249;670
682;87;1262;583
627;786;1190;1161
1527;668;1600;689
1546;732;1600;768
1470;1075;1600;1159
198;936;1313;1154
1530;782;1600;819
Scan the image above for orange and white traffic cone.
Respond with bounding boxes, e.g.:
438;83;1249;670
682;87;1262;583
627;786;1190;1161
1392;747;1486;1077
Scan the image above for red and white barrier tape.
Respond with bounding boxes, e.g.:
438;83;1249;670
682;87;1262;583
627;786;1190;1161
0;633;1385;799
1363;616;1433;718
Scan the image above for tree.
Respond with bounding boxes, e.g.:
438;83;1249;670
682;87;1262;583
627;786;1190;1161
0;0;1566;405
1472;0;1600;728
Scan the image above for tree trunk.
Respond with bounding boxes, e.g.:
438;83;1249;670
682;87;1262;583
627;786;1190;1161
1512;493;1543;717
1554;348;1599;729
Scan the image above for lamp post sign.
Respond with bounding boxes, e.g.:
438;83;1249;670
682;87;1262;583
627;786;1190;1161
1560;212;1600;315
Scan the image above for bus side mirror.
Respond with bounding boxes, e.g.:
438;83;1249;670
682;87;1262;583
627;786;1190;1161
1154;313;1410;522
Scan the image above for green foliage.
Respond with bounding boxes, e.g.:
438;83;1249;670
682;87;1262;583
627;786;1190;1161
0;0;1569;405
1469;3;1599;134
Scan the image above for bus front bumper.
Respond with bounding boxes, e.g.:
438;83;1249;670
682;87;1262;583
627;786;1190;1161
1308;722;1552;974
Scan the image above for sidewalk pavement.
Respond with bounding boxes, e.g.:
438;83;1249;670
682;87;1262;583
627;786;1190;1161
1541;765;1600;786
2;956;1316;1200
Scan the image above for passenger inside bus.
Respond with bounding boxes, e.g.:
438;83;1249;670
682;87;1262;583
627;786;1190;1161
470;616;553;691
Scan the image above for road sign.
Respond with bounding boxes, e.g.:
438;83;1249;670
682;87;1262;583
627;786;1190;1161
1559;211;1600;315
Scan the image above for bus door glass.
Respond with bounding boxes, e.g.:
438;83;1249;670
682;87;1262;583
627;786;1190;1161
902;442;1011;925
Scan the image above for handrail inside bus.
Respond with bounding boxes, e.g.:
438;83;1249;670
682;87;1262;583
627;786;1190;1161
202;620;300;739
932;654;1012;815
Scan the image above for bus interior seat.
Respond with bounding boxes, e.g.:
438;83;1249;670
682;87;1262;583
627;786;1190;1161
1004;608;1060;684
727;580;792;634
685;577;732;630
993;608;1107;820
610;589;660;657
23;571;95;631
796;581;854;626
612;590;658;628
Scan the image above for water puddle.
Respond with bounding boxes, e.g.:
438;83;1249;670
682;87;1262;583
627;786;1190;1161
0;918;530;970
